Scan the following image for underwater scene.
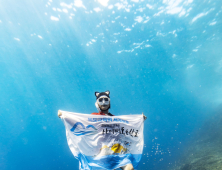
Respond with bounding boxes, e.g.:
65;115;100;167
0;0;222;169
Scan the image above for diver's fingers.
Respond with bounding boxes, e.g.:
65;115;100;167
142;112;147;120
143;115;147;120
58;110;62;118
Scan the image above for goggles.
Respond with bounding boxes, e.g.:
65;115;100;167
97;97;110;105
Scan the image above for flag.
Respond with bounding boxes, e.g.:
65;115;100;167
60;111;144;170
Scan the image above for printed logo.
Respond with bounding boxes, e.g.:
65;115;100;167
70;122;97;136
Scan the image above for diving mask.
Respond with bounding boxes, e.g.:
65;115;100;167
97;97;110;106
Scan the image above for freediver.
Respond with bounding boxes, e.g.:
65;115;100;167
58;90;146;170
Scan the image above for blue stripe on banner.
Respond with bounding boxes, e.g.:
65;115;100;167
76;153;142;170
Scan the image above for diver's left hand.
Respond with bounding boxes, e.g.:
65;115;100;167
142;112;147;120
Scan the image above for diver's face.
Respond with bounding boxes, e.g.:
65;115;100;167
99;103;110;111
97;97;110;111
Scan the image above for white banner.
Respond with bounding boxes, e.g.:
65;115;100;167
60;111;144;170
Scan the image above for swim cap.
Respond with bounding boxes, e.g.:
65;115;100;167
95;91;110;99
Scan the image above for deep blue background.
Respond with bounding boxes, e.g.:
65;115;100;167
0;0;222;169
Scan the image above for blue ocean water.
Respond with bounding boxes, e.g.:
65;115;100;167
0;0;222;169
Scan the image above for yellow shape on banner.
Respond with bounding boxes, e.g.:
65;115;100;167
111;143;127;153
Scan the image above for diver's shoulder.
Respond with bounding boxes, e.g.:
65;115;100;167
91;112;100;115
108;113;114;116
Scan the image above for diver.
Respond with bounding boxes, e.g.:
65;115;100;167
92;91;146;170
58;90;146;170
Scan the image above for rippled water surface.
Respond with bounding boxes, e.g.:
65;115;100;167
0;0;222;169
